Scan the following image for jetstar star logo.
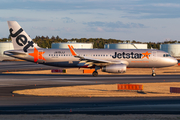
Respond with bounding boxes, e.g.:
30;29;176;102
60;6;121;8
28;47;46;62
141;51;151;59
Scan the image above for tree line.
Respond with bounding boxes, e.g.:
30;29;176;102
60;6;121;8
0;36;180;49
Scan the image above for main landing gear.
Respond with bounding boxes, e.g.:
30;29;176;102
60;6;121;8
152;68;156;77
92;71;98;77
92;66;100;77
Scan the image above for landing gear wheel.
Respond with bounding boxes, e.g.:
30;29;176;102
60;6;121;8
152;73;156;77
152;68;156;77
92;71;98;77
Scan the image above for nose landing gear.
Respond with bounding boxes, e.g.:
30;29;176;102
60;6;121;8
152;68;156;77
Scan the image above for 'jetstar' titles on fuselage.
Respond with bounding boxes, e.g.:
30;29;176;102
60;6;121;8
112;52;143;59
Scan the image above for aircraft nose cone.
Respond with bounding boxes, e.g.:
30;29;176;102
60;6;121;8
175;59;178;64
171;58;178;65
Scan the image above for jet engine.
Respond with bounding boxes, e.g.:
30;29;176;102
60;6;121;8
102;64;126;73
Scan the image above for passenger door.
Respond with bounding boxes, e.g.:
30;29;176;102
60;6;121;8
152;51;157;61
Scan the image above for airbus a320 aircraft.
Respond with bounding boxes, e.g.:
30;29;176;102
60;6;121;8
4;21;178;76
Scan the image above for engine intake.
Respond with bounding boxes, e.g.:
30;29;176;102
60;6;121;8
102;64;126;73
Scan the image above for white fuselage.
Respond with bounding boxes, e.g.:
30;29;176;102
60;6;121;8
4;48;178;68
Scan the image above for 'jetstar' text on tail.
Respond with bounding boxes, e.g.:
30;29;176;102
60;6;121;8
9;28;34;52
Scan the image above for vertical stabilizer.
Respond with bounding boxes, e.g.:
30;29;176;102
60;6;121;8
7;21;39;52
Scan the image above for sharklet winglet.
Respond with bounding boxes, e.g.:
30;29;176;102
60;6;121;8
68;45;77;56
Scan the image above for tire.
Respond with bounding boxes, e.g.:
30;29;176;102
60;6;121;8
92;71;98;77
152;73;156;77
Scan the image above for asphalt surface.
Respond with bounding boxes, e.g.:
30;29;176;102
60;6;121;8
1;61;180;114
0;61;59;72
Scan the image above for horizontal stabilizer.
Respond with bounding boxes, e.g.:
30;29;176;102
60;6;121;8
4;51;27;56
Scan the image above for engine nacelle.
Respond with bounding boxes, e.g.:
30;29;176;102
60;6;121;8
102;64;126;73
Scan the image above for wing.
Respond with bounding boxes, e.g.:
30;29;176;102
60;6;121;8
68;45;128;67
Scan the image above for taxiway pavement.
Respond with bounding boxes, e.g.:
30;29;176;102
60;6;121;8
0;73;180;114
1;61;180;114
0;61;59;72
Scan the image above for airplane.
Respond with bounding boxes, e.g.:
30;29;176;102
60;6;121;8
4;21;178;77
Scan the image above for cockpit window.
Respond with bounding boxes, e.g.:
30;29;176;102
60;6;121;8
163;54;171;57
